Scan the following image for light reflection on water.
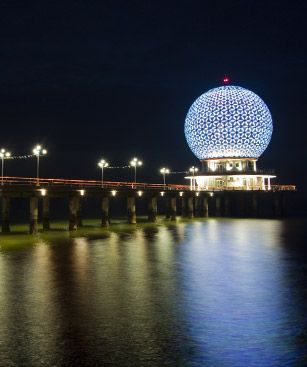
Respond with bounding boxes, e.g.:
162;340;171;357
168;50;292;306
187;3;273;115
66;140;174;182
0;219;306;366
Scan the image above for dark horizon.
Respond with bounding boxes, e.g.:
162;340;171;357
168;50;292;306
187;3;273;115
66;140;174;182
0;1;306;188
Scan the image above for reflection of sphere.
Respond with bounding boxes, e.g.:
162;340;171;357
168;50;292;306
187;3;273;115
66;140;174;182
184;85;273;160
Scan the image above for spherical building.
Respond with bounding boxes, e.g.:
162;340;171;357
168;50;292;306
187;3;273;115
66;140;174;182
184;85;273;160
184;85;276;191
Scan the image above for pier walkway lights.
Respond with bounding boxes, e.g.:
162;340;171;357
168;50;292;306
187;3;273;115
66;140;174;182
32;145;47;186
189;166;198;190
98;159;109;188
130;157;142;185
0;149;11;186
160;167;170;189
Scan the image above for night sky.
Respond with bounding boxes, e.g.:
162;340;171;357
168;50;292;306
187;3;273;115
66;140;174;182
0;1;306;188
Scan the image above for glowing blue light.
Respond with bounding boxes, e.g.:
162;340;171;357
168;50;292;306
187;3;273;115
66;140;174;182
184;86;273;159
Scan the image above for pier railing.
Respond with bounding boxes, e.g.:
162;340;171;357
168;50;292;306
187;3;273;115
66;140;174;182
0;177;296;192
0;176;190;190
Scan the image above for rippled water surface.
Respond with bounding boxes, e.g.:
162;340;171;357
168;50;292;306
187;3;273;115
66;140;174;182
0;218;307;366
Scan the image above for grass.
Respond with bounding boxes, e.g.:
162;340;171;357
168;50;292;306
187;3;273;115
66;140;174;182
0;216;206;250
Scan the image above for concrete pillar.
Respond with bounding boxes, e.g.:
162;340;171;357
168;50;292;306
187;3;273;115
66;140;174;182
69;196;80;231
187;197;194;219
194;196;201;217
281;194;286;217
101;197;110;227
170;197;177;221
127;196;136;224
1;196;10;233
181;196;187;217
29;196;38;234
202;196;209;217
273;194;282;217
215;196;221;217
224;196;230;217
252;193;258;217
77;199;83;227
148;196;157;222
237;195;245;217
42;196;50;230
165;196;171;219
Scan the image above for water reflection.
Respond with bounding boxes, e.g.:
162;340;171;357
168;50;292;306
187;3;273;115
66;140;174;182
0;219;306;366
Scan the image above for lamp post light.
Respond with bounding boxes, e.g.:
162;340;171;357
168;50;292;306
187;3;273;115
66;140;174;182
33;145;47;186
0;149;11;186
189;166;199;190
130;157;142;186
160;167;170;189
98;159;109;188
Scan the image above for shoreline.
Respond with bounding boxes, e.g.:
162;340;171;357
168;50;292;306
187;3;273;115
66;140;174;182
0;216;305;251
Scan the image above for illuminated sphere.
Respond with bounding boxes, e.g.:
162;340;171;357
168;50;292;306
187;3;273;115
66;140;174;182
184;85;273;159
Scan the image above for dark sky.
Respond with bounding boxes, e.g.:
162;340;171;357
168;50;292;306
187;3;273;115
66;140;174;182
0;0;306;187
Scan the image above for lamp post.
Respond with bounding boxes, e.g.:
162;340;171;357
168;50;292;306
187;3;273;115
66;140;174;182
0;149;11;185
98;159;109;188
160;167;170;189
130;157;142;186
33;145;47;186
189;166;199;190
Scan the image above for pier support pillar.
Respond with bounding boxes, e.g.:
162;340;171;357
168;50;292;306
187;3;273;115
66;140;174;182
202;196;209;217
165;197;171;219
215;196;221;217
148;196;157;222
224;196;230;217
181;197;187;217
29;197;38;234
1;196;10;233
187;197;194;219
170;197;177;221
252;194;258;217
273;194;282;218
42;196;50;230
237;195;245;217
194;196;201;217
101;197;110;227
77;199;83;227
69;196;80;231
127;196;136;224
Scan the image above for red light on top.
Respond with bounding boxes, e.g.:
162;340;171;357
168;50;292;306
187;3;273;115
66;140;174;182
223;76;230;84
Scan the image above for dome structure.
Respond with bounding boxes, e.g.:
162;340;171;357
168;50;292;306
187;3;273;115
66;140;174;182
184;85;273;160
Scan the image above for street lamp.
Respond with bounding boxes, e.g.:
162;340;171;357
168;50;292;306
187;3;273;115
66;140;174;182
189;166;199;190
98;159;109;188
130;157;142;185
0;149;11;185
33;145;47;185
160;167;170;188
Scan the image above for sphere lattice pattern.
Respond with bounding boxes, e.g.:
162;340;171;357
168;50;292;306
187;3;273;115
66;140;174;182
184;85;273;159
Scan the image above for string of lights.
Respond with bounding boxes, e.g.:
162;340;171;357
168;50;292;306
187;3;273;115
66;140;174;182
170;171;189;174
6;154;36;160
107;165;131;169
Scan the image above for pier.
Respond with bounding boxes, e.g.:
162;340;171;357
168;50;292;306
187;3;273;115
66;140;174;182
0;176;296;234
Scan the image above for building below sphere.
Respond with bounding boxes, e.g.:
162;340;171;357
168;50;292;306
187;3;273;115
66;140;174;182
186;157;276;191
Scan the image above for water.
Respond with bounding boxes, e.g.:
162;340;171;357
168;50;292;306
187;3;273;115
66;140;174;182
0;218;307;366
